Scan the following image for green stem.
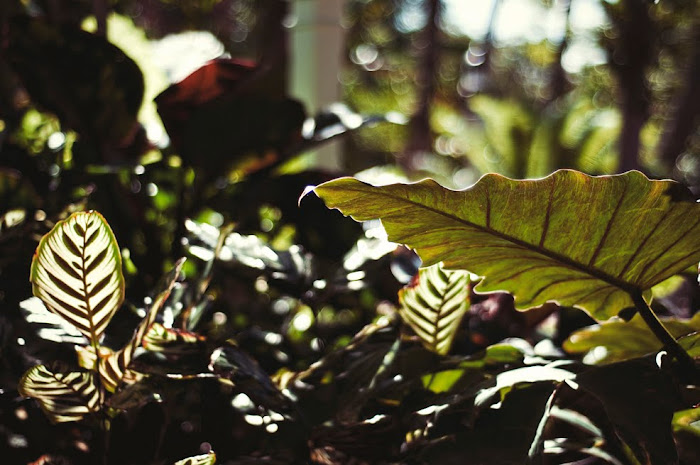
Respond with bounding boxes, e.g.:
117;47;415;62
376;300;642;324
630;290;697;377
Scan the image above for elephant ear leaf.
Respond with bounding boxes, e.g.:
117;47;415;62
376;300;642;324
30;211;124;346
399;263;471;355
313;170;700;321
19;362;100;423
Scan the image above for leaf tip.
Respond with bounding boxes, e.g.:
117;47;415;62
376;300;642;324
298;184;318;207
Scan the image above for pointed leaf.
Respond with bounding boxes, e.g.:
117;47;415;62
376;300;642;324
30;211;124;345
313;170;700;320
19;363;100;423
142;322;205;356
173;451;216;465
398;263;470;355
98;258;185;392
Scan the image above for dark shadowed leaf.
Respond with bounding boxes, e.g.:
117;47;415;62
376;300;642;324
313;170;700;321
7;17;143;147
30;211;124;346
576;357;682;465
155;58;305;175
399;263;471;355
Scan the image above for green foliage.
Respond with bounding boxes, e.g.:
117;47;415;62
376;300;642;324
21;212;183;420
565;313;700;364
314;169;700;321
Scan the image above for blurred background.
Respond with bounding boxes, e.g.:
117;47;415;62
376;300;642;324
3;0;699;188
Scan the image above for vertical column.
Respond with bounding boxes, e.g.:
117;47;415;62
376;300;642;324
290;0;344;170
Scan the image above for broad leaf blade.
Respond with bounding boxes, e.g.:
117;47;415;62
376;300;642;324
98;258;185;392
30;211;124;345
314;170;700;320
398;263;470;355
19;363;100;423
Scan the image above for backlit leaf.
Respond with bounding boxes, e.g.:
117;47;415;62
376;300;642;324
398;263;470;355
564;313;700;364
313;170;700;321
19;362;100;423
30;211;124;346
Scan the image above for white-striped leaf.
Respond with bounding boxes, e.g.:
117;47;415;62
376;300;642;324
98;258;185;392
19;362;100;423
399;263;471;355
174;451;216;465
30;211;124;346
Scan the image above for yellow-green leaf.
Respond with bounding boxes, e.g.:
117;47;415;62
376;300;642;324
564;313;700;364
313;170;700;321
399;263;470;355
30;211;124;345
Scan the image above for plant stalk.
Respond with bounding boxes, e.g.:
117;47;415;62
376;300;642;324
630;290;697;379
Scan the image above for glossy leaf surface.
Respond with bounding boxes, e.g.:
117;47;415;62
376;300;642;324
314;170;700;320
398;263;470;355
30;211;124;345
19;363;100;423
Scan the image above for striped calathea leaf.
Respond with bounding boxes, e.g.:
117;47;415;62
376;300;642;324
142;322;205;356
96;258;186;392
30;211;124;346
19;362;100;423
313;170;700;321
399;263;471;355
173;451;216;465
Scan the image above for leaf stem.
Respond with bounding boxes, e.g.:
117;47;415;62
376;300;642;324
630;290;697;379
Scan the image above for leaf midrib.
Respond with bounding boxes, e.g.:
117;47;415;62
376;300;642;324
336;184;637;294
77;222;100;347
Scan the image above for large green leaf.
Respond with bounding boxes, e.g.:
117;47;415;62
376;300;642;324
98;258;185;392
313;170;700;320
19;362;100;423
30;211;124;345
398;263;470;355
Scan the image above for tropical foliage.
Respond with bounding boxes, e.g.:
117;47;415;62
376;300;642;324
1;1;699;464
